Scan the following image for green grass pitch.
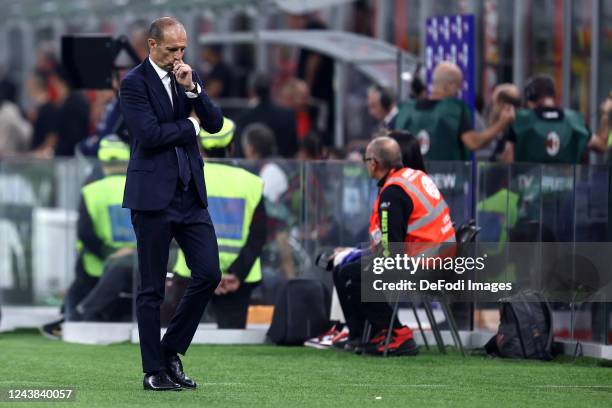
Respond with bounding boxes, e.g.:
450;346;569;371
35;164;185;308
2;330;612;407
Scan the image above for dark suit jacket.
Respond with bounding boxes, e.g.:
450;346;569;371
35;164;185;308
120;58;223;211
235;99;298;158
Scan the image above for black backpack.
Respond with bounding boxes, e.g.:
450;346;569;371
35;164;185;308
267;279;331;345
485;290;554;360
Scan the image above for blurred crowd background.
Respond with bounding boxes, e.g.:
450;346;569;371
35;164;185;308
0;0;610;162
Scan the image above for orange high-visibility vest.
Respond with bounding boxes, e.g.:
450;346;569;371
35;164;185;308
369;168;456;256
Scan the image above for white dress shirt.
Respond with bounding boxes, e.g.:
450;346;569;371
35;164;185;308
383;105;398;127
148;57;201;135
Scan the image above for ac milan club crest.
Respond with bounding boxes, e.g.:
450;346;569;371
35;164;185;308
546;132;560;156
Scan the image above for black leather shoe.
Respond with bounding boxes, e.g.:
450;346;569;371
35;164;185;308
166;354;197;389
143;371;182;391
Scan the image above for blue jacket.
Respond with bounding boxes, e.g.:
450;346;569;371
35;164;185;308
119;58;222;211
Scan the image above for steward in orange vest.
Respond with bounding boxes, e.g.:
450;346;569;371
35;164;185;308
368;166;456;258
333;136;456;357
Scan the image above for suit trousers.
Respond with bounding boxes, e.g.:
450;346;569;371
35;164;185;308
131;179;221;373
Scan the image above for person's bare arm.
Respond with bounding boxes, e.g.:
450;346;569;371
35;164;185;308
461;106;515;151
588;99;611;153
499;141;515;163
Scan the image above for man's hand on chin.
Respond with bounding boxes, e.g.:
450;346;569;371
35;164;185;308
173;60;195;91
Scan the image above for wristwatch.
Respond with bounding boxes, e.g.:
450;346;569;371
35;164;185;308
188;83;199;95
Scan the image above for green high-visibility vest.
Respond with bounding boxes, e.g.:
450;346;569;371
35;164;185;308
476;188;519;246
173;162;264;283
395;98;469;161
476;188;520;282
512;108;589;164
77;174;135;277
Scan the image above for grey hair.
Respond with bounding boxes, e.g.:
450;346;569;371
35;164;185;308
368;136;403;170
148;17;184;43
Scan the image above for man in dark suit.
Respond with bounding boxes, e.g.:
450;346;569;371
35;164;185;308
234;74;298;158
120;17;223;391
366;85;398;130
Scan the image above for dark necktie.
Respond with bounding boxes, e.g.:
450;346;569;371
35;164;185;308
170;73;191;190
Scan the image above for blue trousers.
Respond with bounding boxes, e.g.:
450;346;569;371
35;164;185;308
131;180;220;373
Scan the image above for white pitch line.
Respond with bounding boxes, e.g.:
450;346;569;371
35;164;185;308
338;384;450;388
532;385;612;388
201;383;245;386
200;383;450;388
171;383;612;391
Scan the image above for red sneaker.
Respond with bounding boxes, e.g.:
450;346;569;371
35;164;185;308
365;326;419;356
331;329;349;344
368;329;388;345
305;325;345;349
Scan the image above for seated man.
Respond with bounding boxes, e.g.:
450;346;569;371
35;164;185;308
71;247;135;321
163;118;267;329
331;136;455;356
41;136;135;338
